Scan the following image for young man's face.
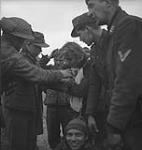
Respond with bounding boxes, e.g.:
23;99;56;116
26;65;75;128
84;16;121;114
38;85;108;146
77;28;94;46
66;129;87;150
87;0;109;25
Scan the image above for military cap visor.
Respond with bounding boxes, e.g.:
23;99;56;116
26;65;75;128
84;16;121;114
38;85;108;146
33;42;49;48
71;13;97;37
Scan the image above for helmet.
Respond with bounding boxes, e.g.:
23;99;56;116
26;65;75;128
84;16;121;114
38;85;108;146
0;17;34;40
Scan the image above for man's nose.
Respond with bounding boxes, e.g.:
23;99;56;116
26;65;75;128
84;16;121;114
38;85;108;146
71;135;76;141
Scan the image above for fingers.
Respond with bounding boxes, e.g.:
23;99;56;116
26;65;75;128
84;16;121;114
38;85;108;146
90;121;99;133
60;69;73;78
88;115;99;133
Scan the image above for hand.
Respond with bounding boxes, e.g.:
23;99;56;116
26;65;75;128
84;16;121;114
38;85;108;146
61;78;75;84
59;69;73;79
88;115;99;133
107;133;123;149
39;54;50;67
49;48;59;59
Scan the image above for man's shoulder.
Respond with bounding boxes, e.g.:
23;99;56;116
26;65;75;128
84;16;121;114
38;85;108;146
116;11;142;32
1;42;17;59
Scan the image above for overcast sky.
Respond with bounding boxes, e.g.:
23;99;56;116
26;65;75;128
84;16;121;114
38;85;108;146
1;0;142;55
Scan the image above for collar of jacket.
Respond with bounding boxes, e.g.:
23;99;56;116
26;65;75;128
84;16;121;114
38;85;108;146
23;52;37;64
107;7;128;33
1;36;19;59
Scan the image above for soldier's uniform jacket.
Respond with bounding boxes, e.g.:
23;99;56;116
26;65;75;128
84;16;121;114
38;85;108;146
1;35;63;95
106;7;142;132
44;60;91;114
85;30;109;115
44;89;71;106
1;35;63;91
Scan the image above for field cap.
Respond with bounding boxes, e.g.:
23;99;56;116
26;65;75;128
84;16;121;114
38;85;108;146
0;17;34;40
71;13;97;37
32;31;49;47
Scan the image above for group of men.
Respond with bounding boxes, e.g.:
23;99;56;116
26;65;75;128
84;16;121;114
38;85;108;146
1;0;142;150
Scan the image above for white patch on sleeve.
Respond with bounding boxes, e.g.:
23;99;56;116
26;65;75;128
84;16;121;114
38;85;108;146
118;49;132;62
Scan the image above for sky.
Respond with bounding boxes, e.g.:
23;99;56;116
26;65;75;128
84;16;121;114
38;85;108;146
1;0;142;55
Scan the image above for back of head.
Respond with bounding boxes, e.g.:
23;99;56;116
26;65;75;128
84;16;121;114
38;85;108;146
0;17;34;40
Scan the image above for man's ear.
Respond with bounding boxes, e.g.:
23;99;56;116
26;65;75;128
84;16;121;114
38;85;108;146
86;25;93;32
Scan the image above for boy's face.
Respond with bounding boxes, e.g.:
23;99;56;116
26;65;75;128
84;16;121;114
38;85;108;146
66;129;87;150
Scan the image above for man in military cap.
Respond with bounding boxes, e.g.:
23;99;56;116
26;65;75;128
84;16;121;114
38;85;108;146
8;31;49;150
0;17;72;150
71;12;109;150
85;0;142;149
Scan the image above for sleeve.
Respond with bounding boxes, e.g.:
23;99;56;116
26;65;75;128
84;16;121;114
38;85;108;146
10;53;63;84
107;18;142;131
68;77;89;97
85;65;102;115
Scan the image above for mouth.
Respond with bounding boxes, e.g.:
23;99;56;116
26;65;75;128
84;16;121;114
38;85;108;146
70;142;79;148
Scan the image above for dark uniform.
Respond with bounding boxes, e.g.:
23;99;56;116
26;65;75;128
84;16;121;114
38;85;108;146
106;7;142;150
85;31;109;150
1;17;71;150
71;13;109;149
68;59;91;116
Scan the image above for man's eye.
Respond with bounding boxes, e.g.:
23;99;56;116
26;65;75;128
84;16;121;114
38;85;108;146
66;133;72;137
76;133;83;137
